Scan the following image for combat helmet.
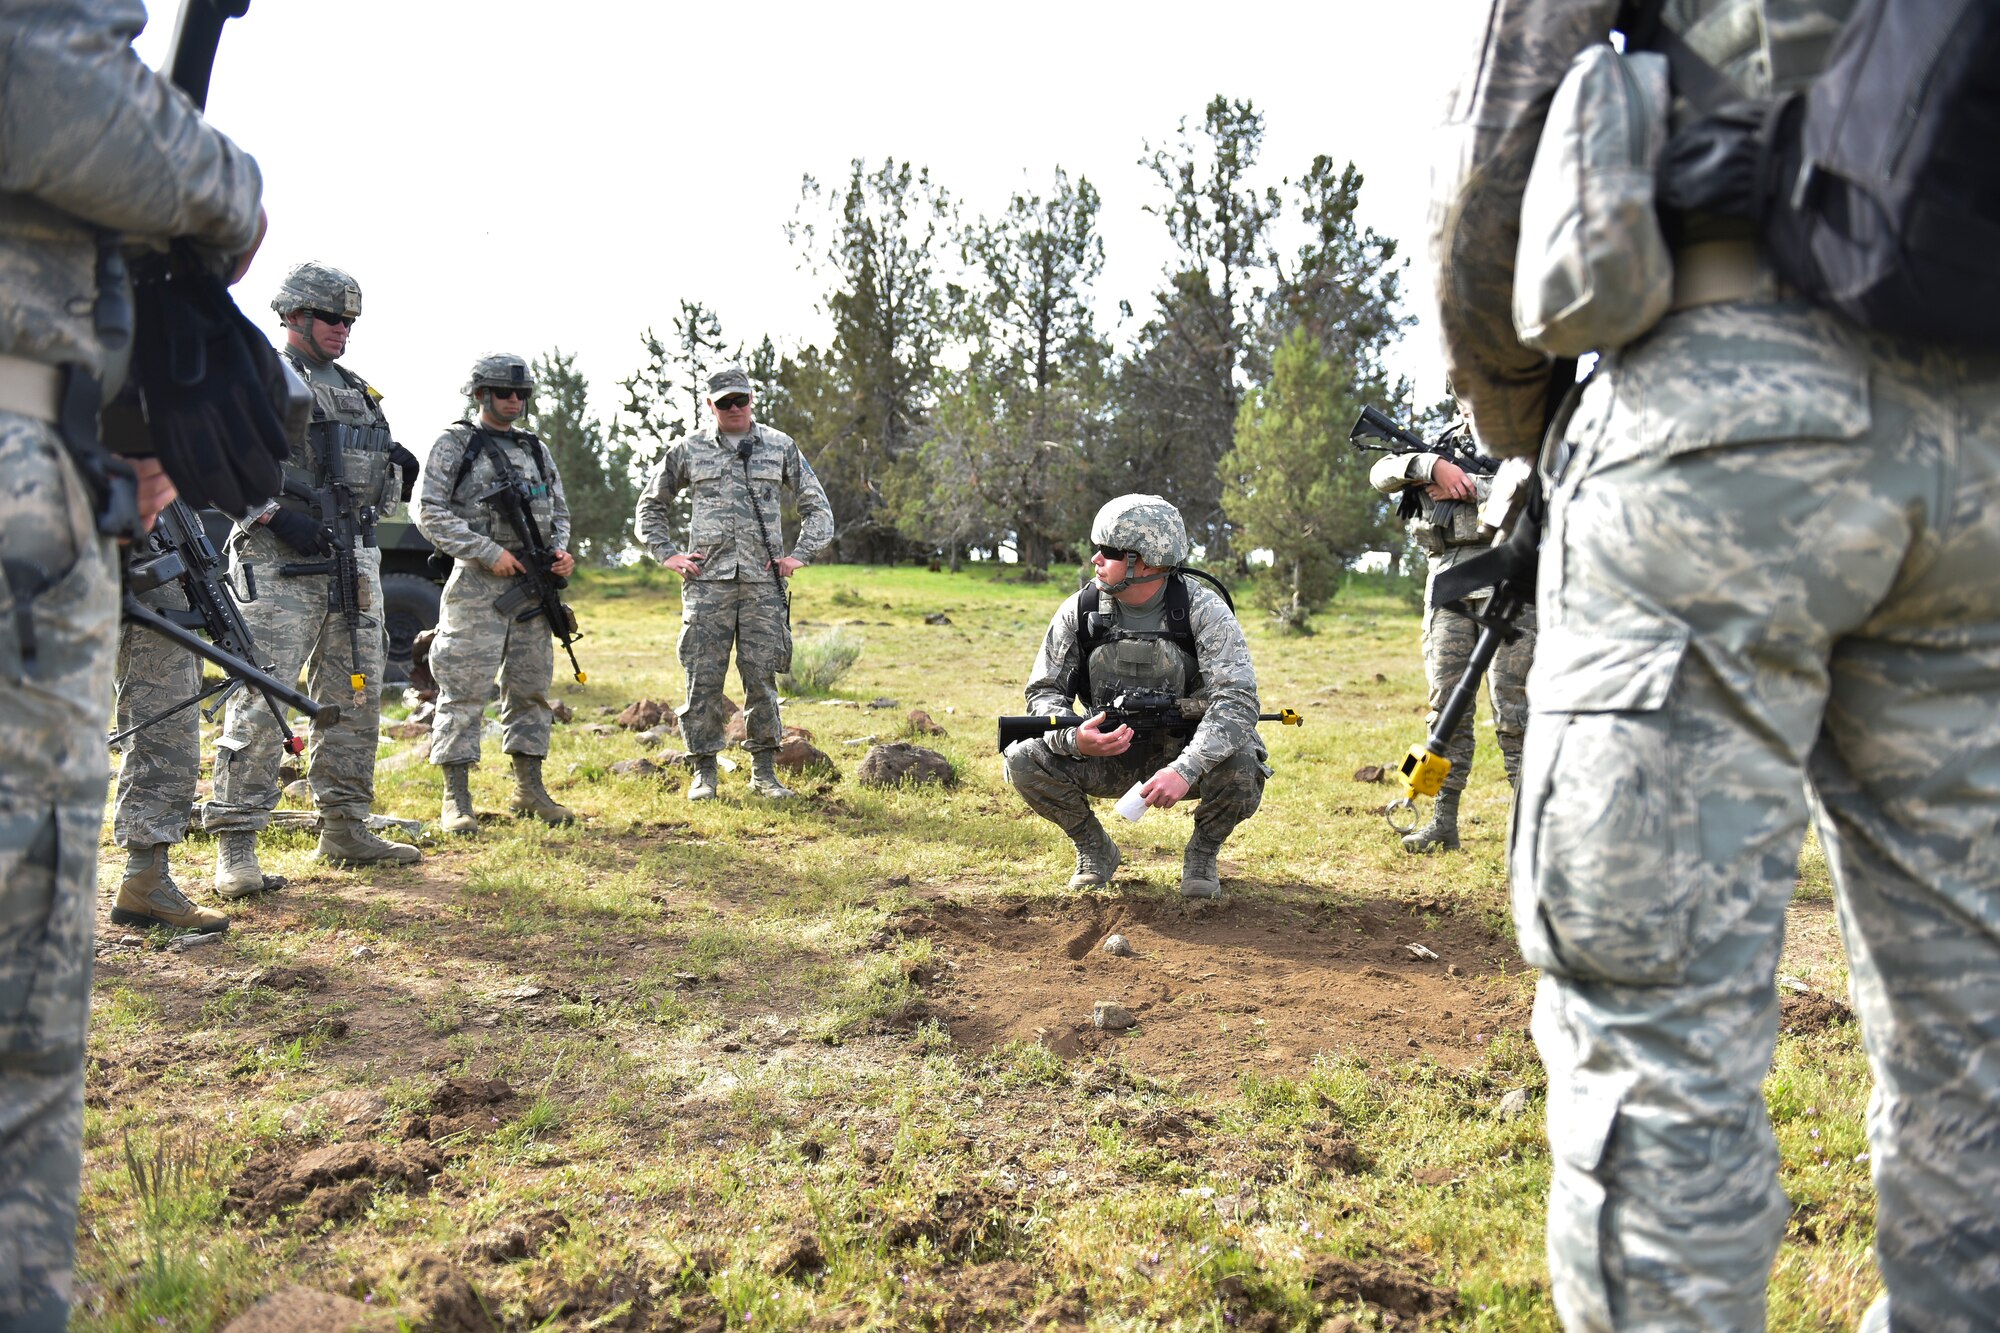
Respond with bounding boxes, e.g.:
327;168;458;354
271;261;361;320
462;352;534;398
1091;494;1188;569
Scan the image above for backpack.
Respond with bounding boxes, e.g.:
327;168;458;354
1650;0;2000;344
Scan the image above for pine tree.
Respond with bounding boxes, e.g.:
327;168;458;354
526;350;635;565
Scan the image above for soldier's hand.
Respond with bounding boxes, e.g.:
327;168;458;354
265;508;332;557
488;550;526;577
1426;459;1475;501
132;458;177;535
772;556;805;578
1141;768;1191;809
1075;711;1134;757
551;549;576;577
665;553;704;579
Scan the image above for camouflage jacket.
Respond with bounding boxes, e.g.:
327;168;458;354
636;422;834;583
1367;451;1496;568
418;421;571;568
1431;0;1851;456
0;0;263;377
1024;576;1262;785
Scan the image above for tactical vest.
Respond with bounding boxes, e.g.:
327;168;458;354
446;424;557;550
280;349;396;524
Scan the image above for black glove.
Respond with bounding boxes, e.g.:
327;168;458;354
265;508;331;557
127;243;290;517
390;443;420;502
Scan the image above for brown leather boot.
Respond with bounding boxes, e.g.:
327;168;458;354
114;845;228;934
508;754;574;824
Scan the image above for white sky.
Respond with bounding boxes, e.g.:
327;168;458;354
136;0;1484;459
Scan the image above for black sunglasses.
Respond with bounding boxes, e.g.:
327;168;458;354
309;309;355;327
714;393;751;411
1092;543;1135;560
488;387;529;401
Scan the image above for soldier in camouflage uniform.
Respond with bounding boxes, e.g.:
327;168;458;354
637;365;834;800
1002;496;1268;899
418;353;575;832
206;262;421;893
0;4;263;1325
108;580;227;934
1436;1;2000;1327
1369;415;1535;853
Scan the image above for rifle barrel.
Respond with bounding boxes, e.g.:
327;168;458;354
123;595;337;725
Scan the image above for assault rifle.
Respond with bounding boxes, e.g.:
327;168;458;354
279;431;372;705
1349;405;1499;528
997;688;1301;752
112;500;330;749
480;475;587;685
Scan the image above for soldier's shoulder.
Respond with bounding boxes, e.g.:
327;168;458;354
434;420;478;448
1182;576;1235;620
758;424;799;450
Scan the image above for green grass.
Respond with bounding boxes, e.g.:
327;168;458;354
75;562;1875;1331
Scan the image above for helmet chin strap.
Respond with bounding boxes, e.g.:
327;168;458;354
1097;561;1168;597
288;310;339;362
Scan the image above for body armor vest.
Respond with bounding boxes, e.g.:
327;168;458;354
280;350;395;525
450;425;557;550
1085;592;1198;759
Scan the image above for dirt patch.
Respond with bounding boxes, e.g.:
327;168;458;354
403;1077;517;1146
462;1207;569;1263
905;1260;1085;1331
879;1187;1007;1256
1780;986;1854;1035
246;965;329;992
1307;1255;1455;1324
523;1264;725;1332
397;1253;500;1332
228;1139;443;1226
907;896;1529;1090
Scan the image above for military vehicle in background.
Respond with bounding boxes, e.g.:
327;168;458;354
199;512;444;685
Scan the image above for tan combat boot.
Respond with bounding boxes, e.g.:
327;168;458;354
748;749;794;799
440;761;478;835
1066;817;1123;890
113;845;228;934
508;754;574;824
1180;832;1225;900
316;816;421;867
1401;789;1462;855
213;831;286;901
687;754;719;802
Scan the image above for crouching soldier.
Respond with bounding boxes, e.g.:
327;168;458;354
416;354;576;832
1002;495;1269;898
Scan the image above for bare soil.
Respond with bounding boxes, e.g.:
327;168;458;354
905;892;1531;1090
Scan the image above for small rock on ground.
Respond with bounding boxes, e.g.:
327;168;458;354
1092;1001;1135;1031
1497;1087;1531;1119
1101;934;1133;957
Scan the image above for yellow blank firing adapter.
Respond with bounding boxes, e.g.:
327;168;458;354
1273;708;1303;727
575;669;588;683
1399;744;1452;800
350;672;366;692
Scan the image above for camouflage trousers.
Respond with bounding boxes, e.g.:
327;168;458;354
113;580;200;849
207;526;385;831
1002;736;1266;845
428;559;554;765
1420;583;1534;795
1515;300;2000;1332
677;577;790;755
0;417;118;1325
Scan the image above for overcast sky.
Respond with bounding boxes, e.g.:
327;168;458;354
136;0;1483;459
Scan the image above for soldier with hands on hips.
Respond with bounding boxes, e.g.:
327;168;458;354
205;261;421;895
637;365;834;801
1369;411;1534;854
1435;1;2000;1327
0;3;264;1325
1002;496;1269;900
417;354;576;832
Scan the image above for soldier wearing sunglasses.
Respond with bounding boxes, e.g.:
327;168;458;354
417;353;576;831
637;365;834;800
208;262;422;896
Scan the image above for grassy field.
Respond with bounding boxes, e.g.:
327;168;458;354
78;563;1876;1331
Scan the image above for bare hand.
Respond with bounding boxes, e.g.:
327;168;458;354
132;458;176;535
771;556;805;578
550;548;576;577
1141;768;1191;809
1074;711;1134;758
665;552;704;580
488;550;525;577
1424;459;1475;502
